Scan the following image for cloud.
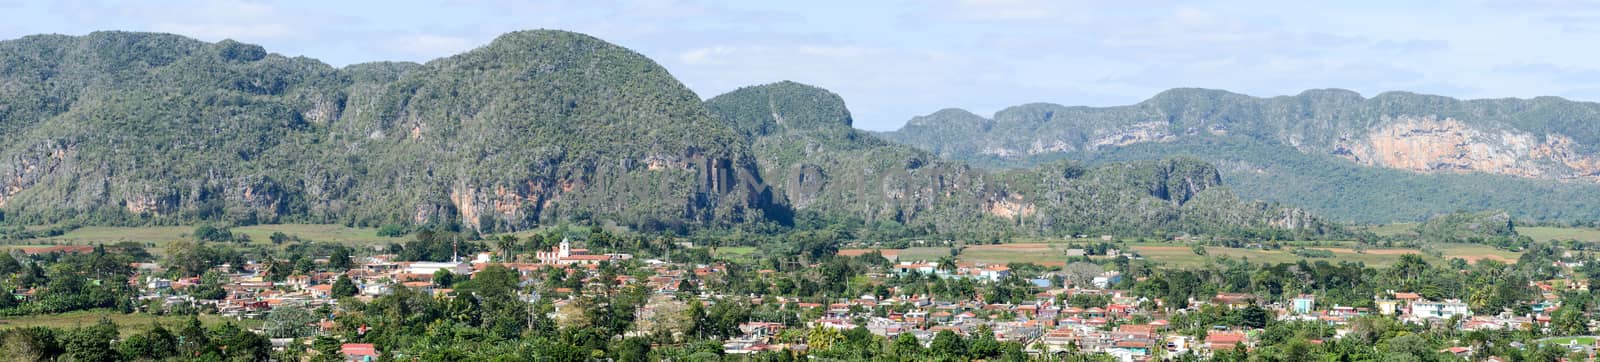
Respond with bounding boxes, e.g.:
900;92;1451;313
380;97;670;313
678;45;734;65
128;0;307;40
384;34;476;58
1370;39;1450;53
1494;63;1600;82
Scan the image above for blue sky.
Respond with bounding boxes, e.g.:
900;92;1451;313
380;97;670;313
3;0;1599;131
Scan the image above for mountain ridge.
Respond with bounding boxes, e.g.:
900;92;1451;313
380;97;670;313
706;81;1332;237
0;30;1328;237
879;87;1600;223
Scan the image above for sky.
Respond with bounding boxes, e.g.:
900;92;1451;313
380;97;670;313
3;0;1600;131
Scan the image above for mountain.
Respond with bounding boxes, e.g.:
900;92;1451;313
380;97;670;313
0;30;781;232
879;89;1600;223
0;30;1325;237
706;82;1331;237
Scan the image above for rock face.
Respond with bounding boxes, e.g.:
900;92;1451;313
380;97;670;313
1339;116;1600;180
881;88;1600;182
878;88;1600;223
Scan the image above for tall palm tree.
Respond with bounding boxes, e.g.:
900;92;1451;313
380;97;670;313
496;235;519;262
936;256;959;275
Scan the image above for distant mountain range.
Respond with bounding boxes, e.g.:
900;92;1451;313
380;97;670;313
0;30;1322;237
877;89;1600;223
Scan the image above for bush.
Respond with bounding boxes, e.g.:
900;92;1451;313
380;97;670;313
377;224;408;237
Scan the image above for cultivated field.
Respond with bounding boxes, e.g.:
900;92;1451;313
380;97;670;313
850;239;1524;268
1519;226;1600;242
0;310;260;337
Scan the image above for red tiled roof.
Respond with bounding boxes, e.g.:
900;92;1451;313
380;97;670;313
342;343;378;357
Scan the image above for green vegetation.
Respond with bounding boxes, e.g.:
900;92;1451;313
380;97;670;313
6;224;400;248
0;311;253;337
0;32;1331;242
1521;226;1600;242
0;30;778;233
878;89;1600;224
706;81;1332;238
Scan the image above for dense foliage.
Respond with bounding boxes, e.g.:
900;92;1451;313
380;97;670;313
0;30;780;233
879;88;1600;223
706;82;1329;238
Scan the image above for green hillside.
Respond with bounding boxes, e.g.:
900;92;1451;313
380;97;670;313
0;30;781;232
706;82;1331;237
879;89;1600;223
0;31;1327;238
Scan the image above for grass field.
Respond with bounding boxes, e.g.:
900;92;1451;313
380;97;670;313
0;310;259;337
1520;226;1600;242
1540;336;1598;346
860;239;1523;268
1365;223;1419;237
10;224;403;248
713;246;757;257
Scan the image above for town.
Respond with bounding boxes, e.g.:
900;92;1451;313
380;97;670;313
7;223;1593;361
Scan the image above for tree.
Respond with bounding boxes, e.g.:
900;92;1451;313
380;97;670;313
1553;305;1588;336
193;225;233;243
968;324;1001;359
807;327;844;352
177;316;214;357
63;318;119;362
331;275;358;298
190;270;228;300
328;246;353;271
311;336;343;362
118;323;177;360
377;224;407;237
892;332;923;360
496;235;519;261
929;330;966;360
0;327;62;361
1241;304;1271;329
218;326;271;361
434;269;456;288
615;336;652;362
264;304;319;338
1382;334;1439;362
936;256;958;274
269;232;291;245
456;264;526;337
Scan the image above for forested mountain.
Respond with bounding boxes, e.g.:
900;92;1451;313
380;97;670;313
706;82;1332;237
879;89;1600;223
0;30;1324;237
0;30;782;232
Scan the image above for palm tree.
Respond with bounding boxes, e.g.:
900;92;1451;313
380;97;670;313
936;256;959;275
496;235;519;262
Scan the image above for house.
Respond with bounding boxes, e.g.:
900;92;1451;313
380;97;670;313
1092;271;1122;289
1411;299;1471;320
341;343;379;362
1375;299;1400;315
1204;331;1248;352
404;262;470;276
1291;295;1316;314
1213;293;1256;308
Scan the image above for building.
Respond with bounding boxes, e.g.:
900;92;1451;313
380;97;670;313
341;343;379;362
404;262;470;276
1291;295;1316;314
1092;271;1122;289
1375;299;1400;315
536;238;630;265
1411;300;1471;320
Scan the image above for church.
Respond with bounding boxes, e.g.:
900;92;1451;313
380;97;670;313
535;238;631;266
